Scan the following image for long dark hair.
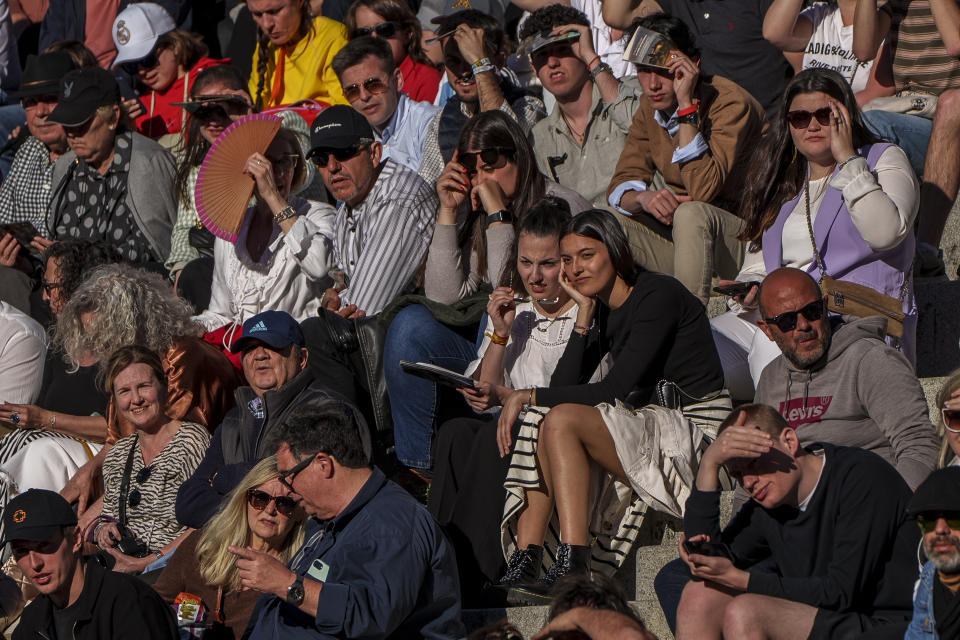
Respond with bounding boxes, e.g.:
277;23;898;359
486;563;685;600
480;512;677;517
344;0;434;68
456;110;546;277
739;68;881;249
174;65;251;207
499;196;572;288
253;0;312;110
562;209;639;286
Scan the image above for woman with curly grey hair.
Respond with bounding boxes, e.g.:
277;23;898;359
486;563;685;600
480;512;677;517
0;264;241;533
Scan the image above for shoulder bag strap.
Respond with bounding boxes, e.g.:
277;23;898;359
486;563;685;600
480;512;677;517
117;435;139;529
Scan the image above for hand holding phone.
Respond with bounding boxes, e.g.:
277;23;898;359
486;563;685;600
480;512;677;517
712;281;760;297
682;539;734;561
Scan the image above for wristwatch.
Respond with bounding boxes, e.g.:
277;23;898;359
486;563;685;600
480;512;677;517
676;111;700;127
486;209;512;227
286;575;305;606
274;205;297;224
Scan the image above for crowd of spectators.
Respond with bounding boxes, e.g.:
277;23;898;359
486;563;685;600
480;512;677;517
0;0;959;638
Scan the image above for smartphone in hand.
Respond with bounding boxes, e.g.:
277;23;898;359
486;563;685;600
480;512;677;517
683;539;735;561
712;281;760;297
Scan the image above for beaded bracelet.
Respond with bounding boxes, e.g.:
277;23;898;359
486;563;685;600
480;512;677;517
485;331;509;345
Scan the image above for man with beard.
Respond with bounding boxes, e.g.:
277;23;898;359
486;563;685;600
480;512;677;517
906;468;960;639
752;267;938;490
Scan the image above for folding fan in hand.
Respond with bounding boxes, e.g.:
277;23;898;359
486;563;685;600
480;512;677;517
194;113;282;242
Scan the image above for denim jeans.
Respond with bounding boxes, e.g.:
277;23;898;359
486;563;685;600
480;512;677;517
0;103;25;178
383;305;480;470
862;109;932;179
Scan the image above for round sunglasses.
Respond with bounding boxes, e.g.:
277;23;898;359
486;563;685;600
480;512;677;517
247;488;298;517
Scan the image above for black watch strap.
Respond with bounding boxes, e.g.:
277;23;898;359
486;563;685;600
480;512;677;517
486;209;512;227
286;575;305;605
677;111;700;127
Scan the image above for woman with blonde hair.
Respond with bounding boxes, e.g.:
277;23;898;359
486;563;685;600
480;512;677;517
936;370;960;468
154;456;306;638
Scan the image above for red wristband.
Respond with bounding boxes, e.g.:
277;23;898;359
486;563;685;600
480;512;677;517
677;104;698;117
586;55;601;70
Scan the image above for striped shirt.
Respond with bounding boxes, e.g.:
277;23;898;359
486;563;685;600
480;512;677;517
102;422;210;553
0;136;56;235
888;0;960;94
334;159;439;314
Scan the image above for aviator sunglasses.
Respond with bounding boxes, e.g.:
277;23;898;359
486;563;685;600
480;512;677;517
343;77;389;102
350;21;399;39
786;107;833;129
761;299;825;332
247;488;298;517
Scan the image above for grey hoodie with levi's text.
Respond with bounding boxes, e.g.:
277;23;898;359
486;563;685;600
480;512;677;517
754;315;938;489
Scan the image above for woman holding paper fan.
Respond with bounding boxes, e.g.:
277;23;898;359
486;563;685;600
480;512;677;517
193;124;336;330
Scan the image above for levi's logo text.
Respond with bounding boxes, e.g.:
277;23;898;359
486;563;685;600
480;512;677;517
779;396;832;427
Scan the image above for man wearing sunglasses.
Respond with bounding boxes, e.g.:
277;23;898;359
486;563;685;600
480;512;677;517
676;403;918;639
522;6;640;209
331;36;439;172
237;401;465;639
606;14;767;305
753;267;938;491
905;468;960;639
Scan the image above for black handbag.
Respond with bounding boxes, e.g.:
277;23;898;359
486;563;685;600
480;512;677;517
115;436;151;558
188;225;216;257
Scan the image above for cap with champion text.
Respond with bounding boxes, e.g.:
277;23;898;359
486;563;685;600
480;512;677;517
112;2;176;69
1;489;77;545
47;68;121;127
9;52;77;100
308;105;374;155
231;310;306;354
908;467;960;517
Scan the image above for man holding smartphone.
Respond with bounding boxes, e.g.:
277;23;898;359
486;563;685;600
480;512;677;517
674;403;918;639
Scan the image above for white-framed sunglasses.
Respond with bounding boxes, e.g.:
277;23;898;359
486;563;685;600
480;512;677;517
943;407;960;434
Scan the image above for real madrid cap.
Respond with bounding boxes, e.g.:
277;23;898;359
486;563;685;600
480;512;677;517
1;489;77;546
111;2;176;69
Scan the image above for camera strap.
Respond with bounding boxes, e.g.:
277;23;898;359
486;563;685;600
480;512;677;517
118;434;139;530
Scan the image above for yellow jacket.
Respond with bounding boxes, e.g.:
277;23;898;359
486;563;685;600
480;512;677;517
249;17;349;108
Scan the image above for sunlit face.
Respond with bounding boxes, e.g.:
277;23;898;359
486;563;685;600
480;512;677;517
353;6;409;64
463;145;518;203
532;42;589;100
249;0;305;46
340;55;400;129
759;277;831;370
240;341;306;397
314;142;382;207
517;232;564;302
112;362;168;431
136;46;183;92
560;233;618;298
443;37;479;103
23;93;65;149
787;91;834;165
192;81;253;144
276;444;334;519
635;64;677;112
42;256;67;316
64;106;119;168
246;478;299;545
12;528;82;602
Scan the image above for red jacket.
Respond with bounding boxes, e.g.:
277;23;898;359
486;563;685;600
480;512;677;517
136;57;228;138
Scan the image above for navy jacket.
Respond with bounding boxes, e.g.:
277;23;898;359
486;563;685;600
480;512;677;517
246;468;465;639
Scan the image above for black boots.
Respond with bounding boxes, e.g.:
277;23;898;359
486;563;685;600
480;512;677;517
500;544;543;585
507;542;591;605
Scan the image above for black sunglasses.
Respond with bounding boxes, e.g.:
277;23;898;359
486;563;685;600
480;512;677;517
309;142;370;168
787;107;832;129
128;466;153;508
917;512;960;533
762;299;825;332
459;147;515;174
41;280;64;294
247;488;298;517
343;77;388;102
350;21;399;39
279;455;314;491
121;49;160;76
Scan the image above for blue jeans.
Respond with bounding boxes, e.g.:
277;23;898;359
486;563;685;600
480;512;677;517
0;103;25;178
655;557;691;634
862;109;932;179
383;305;480;470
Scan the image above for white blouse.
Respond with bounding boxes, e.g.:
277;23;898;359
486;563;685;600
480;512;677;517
195;197;336;330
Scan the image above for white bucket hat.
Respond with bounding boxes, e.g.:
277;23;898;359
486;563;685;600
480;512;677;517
112;2;176;68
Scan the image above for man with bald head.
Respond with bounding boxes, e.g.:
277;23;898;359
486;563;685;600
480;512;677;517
752;267;937;490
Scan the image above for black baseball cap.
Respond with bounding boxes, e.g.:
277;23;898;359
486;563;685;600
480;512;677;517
9;52;77;100
908;467;960;517
47;68;121;127
231;310;306;354
1;489;78;545
308;105;374;155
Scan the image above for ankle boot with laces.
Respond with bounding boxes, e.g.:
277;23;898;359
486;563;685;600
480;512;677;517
508;542;591;605
478;545;543;606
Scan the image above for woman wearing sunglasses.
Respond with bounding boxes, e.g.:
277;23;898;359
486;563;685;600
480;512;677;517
92;346;210;575
167;66;254;306
710;68;919;401
344;0;442;102
935;372;960;468
154;456;306;639
383;111;590;477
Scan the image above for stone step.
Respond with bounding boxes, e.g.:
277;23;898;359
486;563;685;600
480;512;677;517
464;600;669;638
